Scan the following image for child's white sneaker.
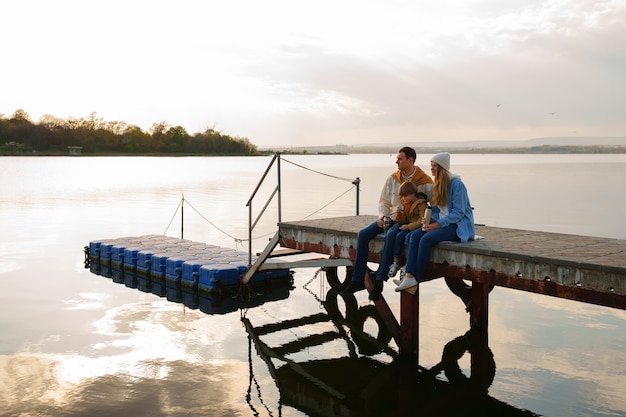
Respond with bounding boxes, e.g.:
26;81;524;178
392;267;406;286
388;262;399;278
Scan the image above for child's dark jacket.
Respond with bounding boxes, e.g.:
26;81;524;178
396;197;429;231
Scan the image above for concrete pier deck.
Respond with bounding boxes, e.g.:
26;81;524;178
278;215;626;310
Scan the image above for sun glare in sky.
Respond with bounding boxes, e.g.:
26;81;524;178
2;0;625;147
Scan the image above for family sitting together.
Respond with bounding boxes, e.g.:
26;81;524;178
341;146;475;301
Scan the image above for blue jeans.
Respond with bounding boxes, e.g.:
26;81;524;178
375;222;401;281
352;219;385;283
393;229;410;258
404;224;460;281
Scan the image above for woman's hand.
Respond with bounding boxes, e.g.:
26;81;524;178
422;222;440;232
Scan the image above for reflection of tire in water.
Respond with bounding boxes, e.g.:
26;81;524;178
324;265;353;290
350;305;392;355
432;329;496;389
324;288;358;321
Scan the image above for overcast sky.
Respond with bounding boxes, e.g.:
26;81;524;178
2;0;625;147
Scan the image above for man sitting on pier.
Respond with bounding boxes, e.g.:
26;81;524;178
341;146;433;300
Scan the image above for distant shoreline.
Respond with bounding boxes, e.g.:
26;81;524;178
261;145;626;155
3;145;626;156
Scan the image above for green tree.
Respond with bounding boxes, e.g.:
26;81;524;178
11;109;31;122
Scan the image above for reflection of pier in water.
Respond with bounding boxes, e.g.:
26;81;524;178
243;285;539;417
88;242;541;415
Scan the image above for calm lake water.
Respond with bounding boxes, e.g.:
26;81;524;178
1;154;625;417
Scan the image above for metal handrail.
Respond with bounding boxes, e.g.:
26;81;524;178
245;152;360;267
246;152;282;266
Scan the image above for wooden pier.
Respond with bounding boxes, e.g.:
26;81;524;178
274;215;626;359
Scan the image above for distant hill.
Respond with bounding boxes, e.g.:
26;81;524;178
522;136;626;147
262;136;626;154
407;136;626;149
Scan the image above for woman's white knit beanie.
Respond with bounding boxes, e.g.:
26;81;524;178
431;152;450;171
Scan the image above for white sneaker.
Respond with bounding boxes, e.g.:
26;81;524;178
392;267;406;286
395;276;418;292
388;262;399;278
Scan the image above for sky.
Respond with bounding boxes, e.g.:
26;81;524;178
2;0;625;148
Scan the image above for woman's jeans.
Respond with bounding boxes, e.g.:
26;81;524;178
404;224;460;281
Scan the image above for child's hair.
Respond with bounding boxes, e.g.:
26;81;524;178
399;181;418;197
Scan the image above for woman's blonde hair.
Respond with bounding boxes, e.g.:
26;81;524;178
431;163;451;207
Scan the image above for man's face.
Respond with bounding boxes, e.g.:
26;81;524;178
396;152;412;170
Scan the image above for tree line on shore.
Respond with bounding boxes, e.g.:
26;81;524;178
0;109;258;155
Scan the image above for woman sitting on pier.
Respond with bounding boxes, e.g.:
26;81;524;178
395;152;475;291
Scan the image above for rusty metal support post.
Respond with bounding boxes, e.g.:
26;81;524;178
469;277;490;328
468;327;492;393
399;286;419;363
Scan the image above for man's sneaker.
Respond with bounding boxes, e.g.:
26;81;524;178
392;267;406;286
395;276;418;292
388;262;399;278
368;280;384;301
340;280;366;296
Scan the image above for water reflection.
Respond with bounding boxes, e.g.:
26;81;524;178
4;155;626;416
243;287;540;417
89;260;292;315
86;260;544;416
1;353;253;417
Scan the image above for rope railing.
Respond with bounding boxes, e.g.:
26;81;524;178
300;185;356;220
163;186;357;248
281;157;356;183
163;197;183;236
163;152;361;256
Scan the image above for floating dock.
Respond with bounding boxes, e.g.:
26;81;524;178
86;234;291;293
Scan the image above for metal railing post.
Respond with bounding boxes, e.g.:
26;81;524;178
181;193;184;239
353;177;360;215
277;153;282;223
248;201;253;266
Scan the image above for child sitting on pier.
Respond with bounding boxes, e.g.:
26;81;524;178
387;182;429;283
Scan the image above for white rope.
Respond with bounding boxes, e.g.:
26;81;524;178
281;157;355;182
184;199;248;247
300;185;355;220
163;198;182;235
164;159;359;245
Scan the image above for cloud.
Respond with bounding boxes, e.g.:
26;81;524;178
2;0;625;146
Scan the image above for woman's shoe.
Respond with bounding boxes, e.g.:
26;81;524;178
395;276;418;291
388;262;399;278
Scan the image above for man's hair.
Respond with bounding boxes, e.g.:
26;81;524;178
398;146;416;162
